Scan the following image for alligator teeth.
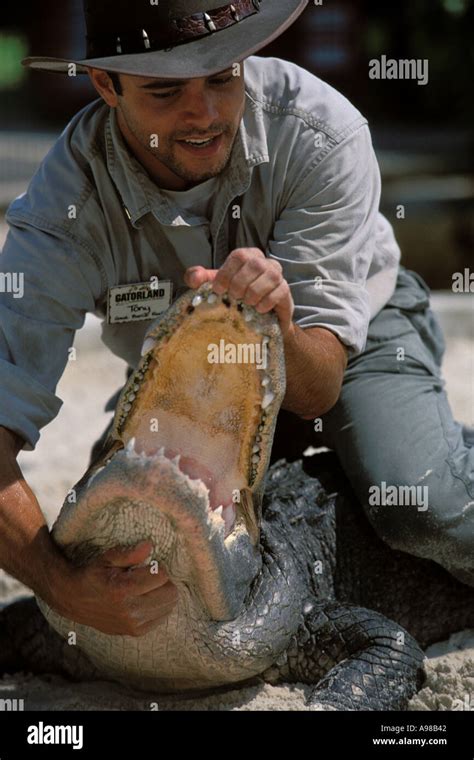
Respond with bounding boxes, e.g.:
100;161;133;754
172;453;182;468
191;294;203;307
123;403;132;412
141;337;157;356
261;391;275;409
86;465;106;487
207;293;218;304
252;444;260;454
244;311;253;322
222;504;236;536
261;376;270;387
125;437;136;454
214;505;224;518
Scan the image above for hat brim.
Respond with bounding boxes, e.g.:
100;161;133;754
21;0;307;78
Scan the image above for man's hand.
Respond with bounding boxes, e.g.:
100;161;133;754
184;249;348;419
53;540;178;637
184;248;295;338
0;429;178;638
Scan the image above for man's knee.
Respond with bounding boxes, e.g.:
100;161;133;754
363;479;433;554
357;470;474;575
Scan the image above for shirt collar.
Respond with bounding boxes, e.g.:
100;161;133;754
104;87;269;229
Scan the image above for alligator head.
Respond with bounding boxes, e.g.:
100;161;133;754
36;282;293;690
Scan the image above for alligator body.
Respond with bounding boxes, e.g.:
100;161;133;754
2;283;474;710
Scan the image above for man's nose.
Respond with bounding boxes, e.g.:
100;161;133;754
180;90;219;125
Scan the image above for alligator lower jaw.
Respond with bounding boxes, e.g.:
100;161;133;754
53;444;262;620
100;439;240;539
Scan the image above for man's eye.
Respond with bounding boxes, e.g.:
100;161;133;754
151;91;177;99
151;75;234;99
210;74;234;85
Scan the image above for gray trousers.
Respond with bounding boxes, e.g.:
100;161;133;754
91;267;474;587
270;267;474;587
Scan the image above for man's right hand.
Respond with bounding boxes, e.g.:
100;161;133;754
52;540;178;637
0;427;177;638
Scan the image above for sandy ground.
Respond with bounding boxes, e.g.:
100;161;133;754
0;288;473;709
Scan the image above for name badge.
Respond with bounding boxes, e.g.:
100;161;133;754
107;280;173;324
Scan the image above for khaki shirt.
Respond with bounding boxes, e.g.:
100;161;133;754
0;55;400;449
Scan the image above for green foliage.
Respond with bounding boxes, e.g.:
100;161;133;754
0;33;28;90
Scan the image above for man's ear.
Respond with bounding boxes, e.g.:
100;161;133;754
86;68;118;107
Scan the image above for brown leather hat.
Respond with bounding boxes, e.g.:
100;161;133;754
21;0;308;78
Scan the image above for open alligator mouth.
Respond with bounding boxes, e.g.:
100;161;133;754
46;282;286;623
105;281;284;539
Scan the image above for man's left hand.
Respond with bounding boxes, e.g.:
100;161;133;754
184;248;295;339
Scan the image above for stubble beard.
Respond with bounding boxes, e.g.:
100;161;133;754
118;103;238;184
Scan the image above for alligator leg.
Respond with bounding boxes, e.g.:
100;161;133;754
0;596;100;681
262;600;426;710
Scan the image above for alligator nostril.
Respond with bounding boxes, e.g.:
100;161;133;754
222;296;231;307
187;305;195;314
237;303;244;311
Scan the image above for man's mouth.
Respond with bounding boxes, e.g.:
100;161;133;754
176;134;223;155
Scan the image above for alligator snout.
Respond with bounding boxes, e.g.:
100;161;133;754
44;283;286;626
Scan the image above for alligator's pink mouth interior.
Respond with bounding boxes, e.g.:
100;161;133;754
117;301;266;534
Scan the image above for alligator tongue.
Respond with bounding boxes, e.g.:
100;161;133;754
154;446;214;499
135;444;228;513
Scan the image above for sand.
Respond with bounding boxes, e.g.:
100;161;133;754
0;305;472;711
409;631;474;712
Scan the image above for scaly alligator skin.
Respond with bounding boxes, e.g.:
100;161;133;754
2;283;473;709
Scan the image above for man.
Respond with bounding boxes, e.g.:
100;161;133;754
0;0;473;640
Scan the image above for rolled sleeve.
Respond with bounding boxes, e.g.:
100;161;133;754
0;219;102;449
267;123;381;355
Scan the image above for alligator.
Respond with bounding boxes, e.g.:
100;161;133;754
2;282;474;710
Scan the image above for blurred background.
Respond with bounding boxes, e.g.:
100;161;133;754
0;0;472;523
1;0;473;287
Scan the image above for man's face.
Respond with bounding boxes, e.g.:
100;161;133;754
104;65;246;189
